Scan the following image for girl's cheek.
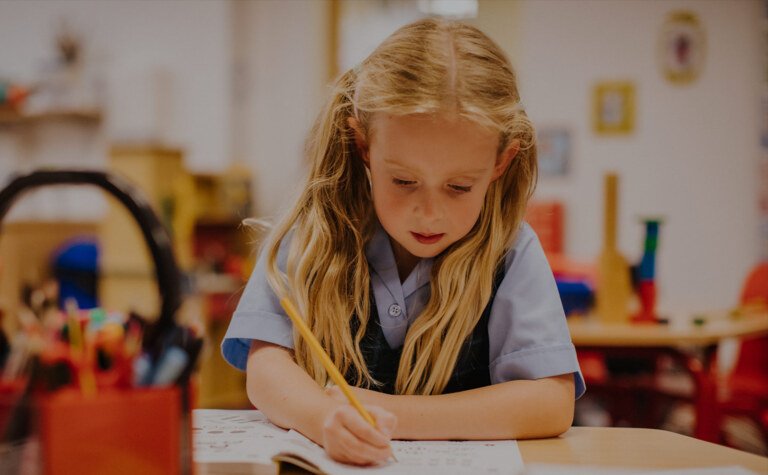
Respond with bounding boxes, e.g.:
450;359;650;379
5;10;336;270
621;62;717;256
379;187;408;206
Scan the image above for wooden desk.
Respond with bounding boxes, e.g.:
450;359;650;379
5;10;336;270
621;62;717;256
568;312;768;347
568;311;768;442
522;427;767;472
197;427;768;474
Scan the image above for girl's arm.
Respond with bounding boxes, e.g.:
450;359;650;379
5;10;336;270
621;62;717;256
246;340;396;465
334;374;574;440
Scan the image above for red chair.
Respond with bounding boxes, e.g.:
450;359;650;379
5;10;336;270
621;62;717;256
718;262;768;445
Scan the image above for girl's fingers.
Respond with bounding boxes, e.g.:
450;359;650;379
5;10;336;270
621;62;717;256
331;426;392;465
368;406;397;438
337;405;392;448
322;405;394;465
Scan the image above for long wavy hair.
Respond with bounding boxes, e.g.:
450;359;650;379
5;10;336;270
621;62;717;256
264;18;537;395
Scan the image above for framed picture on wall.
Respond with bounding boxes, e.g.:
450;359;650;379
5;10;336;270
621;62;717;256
658;10;706;85
537;127;571;177
592;81;635;135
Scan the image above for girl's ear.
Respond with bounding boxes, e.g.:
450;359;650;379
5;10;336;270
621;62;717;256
347;117;370;166
492;139;520;181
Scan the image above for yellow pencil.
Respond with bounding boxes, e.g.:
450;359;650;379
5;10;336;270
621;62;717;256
65;298;97;397
65;299;83;356
279;297;397;461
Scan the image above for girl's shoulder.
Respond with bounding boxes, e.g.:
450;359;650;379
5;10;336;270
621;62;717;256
501;221;545;272
514;221;537;244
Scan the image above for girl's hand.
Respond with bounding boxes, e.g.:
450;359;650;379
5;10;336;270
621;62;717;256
320;390;397;465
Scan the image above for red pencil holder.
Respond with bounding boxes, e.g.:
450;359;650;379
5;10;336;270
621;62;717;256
0;171;199;474
39;387;187;475
0;383;194;475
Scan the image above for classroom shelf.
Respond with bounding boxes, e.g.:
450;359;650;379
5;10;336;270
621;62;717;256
0;109;102;128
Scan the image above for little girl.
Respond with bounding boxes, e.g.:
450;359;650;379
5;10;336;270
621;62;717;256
223;18;585;465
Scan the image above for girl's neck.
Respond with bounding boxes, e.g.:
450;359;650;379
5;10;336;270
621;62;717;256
390;238;421;283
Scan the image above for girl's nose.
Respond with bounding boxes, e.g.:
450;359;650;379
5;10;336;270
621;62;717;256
414;189;440;220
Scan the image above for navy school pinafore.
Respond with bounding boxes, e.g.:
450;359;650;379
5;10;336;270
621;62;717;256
347;267;505;394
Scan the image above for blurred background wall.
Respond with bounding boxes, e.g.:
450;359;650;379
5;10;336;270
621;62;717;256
513;0;762;315
0;0;232;170
0;0;763;316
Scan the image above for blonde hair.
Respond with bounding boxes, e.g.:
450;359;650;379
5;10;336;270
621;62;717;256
265;18;537;395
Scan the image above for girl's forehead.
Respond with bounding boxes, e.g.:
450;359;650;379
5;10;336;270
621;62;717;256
368;113;500;172
369;112;498;144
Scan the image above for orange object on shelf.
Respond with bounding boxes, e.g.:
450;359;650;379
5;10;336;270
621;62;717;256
525;200;564;255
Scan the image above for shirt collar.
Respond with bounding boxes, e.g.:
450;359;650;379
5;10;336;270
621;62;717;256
365;221;433;297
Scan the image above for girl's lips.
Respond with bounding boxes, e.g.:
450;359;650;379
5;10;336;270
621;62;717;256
411;232;445;244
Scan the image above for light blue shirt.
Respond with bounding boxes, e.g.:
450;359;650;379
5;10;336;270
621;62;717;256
222;222;586;398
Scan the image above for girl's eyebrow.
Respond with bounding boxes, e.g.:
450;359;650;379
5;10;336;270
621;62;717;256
383;158;488;177
382;157;413;170
383;157;429;173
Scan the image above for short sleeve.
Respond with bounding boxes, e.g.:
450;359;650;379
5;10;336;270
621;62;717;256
488;223;586;399
221;236;294;372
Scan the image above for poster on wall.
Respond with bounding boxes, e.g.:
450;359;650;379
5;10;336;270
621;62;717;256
537;127;571;177
592;81;635;135
658;10;706;85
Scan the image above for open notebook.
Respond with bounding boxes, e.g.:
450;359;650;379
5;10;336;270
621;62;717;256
193;409;525;475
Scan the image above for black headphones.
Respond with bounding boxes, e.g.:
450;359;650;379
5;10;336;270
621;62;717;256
0;169;182;347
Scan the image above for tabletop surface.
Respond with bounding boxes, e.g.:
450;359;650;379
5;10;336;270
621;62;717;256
567;311;768;347
520;427;767;472
196;426;768;474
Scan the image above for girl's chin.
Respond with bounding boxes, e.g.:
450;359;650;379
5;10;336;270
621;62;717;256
403;242;451;259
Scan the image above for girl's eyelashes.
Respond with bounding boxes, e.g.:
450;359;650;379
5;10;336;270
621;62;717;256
392;178;417;187
448;184;472;194
392;177;472;194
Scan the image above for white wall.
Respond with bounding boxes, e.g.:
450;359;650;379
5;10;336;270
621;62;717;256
511;0;763;313
0;0;231;171
337;0;422;72
0;0;327;219
235;0;331;218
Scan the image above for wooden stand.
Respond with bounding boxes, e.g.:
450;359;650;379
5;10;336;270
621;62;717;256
595;173;632;323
